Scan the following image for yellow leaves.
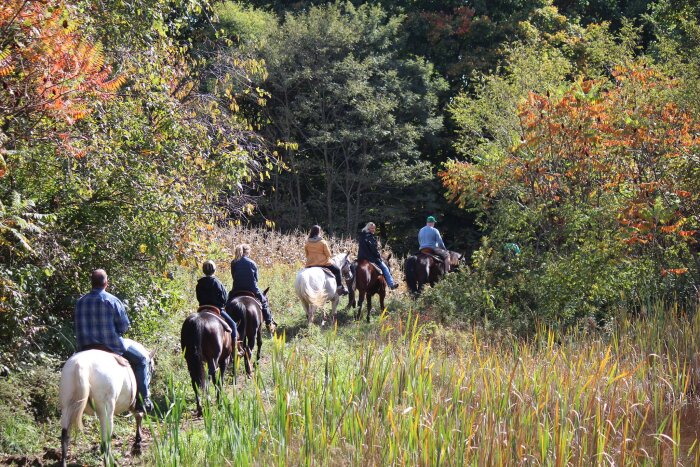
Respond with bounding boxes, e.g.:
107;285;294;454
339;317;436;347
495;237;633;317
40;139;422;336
139;244;148;254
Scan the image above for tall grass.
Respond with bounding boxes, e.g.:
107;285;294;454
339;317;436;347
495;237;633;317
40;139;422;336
148;303;700;465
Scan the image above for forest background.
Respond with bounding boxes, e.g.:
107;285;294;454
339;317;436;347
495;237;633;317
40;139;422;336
1;0;700;462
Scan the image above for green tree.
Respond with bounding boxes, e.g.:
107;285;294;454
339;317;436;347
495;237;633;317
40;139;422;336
253;2;446;235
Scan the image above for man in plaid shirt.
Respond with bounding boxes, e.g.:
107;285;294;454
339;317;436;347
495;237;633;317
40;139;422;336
75;269;153;413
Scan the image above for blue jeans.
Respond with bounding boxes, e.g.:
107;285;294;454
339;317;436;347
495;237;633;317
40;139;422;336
375;260;396;288
220;309;239;342
122;339;150;403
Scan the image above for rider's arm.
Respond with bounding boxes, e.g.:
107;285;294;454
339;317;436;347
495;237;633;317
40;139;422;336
216;279;227;305
322;240;332;262
435;230;446;250
114;299;130;335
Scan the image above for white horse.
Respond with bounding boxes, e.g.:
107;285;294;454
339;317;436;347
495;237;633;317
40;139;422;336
295;253;350;325
59;339;155;466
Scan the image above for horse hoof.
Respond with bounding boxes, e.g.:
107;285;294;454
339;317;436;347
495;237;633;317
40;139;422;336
321;320;326;327
132;443;142;456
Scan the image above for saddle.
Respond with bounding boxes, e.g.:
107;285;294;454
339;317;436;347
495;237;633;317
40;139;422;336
309;266;336;278
197;304;221;316
81;344;130;367
198;310;232;333
228;290;263;310
419;249;444;264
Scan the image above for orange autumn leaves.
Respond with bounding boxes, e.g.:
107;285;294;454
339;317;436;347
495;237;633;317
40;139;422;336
441;65;700;267
0;0;124;160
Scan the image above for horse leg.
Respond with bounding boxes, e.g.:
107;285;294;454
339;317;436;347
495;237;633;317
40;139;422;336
356;291;364;320
132;411;143;455
208;358;220;402
60;429;69;467
331;296;339;323
218;357;228;396
95;400;115;465
256;326;262;363
366;294;372;323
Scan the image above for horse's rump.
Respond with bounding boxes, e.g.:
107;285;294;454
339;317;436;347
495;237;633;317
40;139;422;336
404;255;418;293
294;268;335;307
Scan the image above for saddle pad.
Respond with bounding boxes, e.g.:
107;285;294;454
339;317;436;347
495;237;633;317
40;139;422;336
82;345;131;367
197;305;221;315
230;290;256;299
200;311;232;333
320;267;335;278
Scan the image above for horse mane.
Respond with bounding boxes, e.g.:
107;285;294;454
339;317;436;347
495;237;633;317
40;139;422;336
330;253;348;268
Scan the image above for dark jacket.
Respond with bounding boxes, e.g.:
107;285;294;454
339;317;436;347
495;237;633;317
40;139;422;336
196;276;227;308
357;231;381;263
231;256;259;292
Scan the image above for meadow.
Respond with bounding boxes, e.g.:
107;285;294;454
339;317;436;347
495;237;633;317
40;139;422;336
2;229;700;465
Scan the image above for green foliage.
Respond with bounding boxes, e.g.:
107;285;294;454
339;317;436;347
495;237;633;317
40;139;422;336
255;2;447;235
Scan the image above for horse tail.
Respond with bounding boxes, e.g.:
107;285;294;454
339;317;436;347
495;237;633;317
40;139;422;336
59;357;90;433
294;271;328;308
405;255;418;294
181;315;205;389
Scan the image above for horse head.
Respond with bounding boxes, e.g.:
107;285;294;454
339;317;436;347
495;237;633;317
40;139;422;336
448;250;466;270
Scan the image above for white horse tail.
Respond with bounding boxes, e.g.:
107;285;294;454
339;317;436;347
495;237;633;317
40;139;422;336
60;357;90;433
294;271;328;308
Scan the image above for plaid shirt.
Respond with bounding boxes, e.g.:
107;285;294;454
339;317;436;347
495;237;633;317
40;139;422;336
74;288;130;354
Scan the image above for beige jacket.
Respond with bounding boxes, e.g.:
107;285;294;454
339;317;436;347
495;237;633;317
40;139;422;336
305;237;332;267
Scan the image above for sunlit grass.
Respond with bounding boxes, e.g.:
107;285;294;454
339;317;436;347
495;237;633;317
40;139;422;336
147;302;700;465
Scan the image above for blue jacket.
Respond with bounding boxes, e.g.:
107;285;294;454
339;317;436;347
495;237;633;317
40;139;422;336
418;225;446;250
231;256;260;292
196;276;228;308
74;288;130;354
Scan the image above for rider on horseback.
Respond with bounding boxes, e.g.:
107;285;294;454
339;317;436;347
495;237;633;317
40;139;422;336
304;225;348;296
74;269;153;413
357;222;399;290
418;216;450;273
230;244;277;333
196;260;239;341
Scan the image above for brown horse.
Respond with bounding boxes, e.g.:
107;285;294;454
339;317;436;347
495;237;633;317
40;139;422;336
225;287;269;379
404;250;463;295
354;255;391;323
181;309;238;415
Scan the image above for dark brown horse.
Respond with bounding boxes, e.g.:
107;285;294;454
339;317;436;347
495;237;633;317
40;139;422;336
181;308;238;415
404;250;463;295
225;287;269;379
354;255;391;322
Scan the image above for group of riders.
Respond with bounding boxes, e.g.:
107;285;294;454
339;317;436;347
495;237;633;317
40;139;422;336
71;216;449;414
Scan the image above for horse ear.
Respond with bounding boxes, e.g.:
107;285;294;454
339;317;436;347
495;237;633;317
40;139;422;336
149;348;156;360
263;287;270;296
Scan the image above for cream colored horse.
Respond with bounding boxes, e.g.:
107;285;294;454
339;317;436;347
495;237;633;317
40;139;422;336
59;339;154;466
294;253;349;325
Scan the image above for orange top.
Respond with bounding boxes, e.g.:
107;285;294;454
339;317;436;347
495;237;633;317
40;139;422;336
305;238;332;267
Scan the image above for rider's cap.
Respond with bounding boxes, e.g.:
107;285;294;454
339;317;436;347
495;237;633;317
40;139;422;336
426;216;437;223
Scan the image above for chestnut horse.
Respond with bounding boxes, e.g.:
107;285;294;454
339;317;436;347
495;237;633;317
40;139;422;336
181;310;238;415
354;254;391;323
404;250;463;295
